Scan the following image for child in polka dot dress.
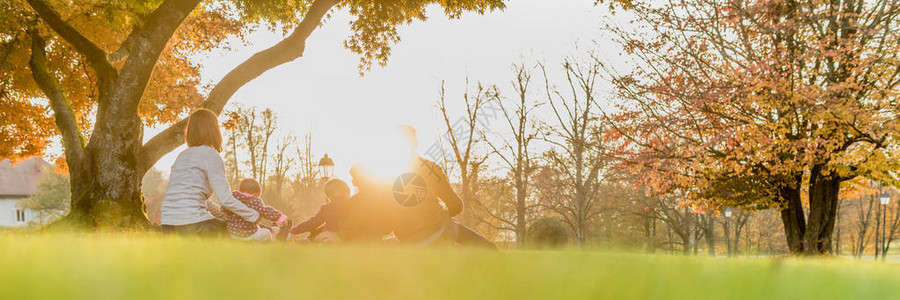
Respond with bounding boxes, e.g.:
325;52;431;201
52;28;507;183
225;178;292;242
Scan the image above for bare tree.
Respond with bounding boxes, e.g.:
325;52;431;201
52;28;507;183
265;133;296;214
482;63;543;247
853;193;878;258
292;132;325;220
222;111;242;185
699;212;716;256
655;197;702;255
730;210;751;256
884;191;900;254
233;106;278;187
258;109;278;187
464;175;517;244
296;132;319;184
630;189;661;252
539;57;608;247
438;79;497;205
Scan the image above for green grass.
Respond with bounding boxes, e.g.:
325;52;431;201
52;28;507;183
1;233;899;299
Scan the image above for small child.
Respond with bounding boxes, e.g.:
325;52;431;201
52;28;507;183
290;178;350;243
225;178;292;242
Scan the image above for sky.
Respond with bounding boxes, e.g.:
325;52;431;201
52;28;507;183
145;0;628;181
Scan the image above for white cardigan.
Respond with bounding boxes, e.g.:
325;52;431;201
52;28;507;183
160;146;259;226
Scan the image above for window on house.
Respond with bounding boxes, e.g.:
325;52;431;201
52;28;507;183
16;209;25;223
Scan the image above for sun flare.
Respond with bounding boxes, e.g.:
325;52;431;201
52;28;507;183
350;125;416;184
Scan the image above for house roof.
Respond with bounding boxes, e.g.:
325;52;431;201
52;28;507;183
0;157;52;197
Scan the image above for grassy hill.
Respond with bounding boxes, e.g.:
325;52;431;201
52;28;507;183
1;233;898;299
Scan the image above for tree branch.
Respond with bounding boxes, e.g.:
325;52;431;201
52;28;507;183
29;32;85;166
112;0;202;62
25;0;115;77
140;0;340;172
115;0;203;113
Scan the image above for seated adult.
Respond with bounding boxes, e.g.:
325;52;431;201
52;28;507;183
345;125;495;248
339;164;395;243
159;109;260;236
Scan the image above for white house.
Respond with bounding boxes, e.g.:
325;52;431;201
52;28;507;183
0;158;51;227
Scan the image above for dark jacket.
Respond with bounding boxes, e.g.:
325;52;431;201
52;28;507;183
291;200;347;234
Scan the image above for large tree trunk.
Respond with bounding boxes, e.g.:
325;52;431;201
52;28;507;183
779;174;806;254
65;75;150;228
803;165;841;255
68;138;148;227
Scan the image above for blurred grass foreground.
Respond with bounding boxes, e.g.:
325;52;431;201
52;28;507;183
1;233;899;299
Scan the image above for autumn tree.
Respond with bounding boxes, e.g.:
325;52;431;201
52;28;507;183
1;0;506;228
1;1;236;160
603;0;900;254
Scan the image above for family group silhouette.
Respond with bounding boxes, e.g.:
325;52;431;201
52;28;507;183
159;109;494;248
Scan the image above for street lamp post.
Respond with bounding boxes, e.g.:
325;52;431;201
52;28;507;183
318;153;335;179
881;192;890;261
724;207;732;257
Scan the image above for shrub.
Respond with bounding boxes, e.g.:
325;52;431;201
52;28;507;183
527;217;568;248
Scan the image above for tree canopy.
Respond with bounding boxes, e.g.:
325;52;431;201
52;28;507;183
606;0;900;206
604;0;900;254
0;0;506;162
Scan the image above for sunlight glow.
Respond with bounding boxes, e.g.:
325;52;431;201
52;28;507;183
350;125;416;184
